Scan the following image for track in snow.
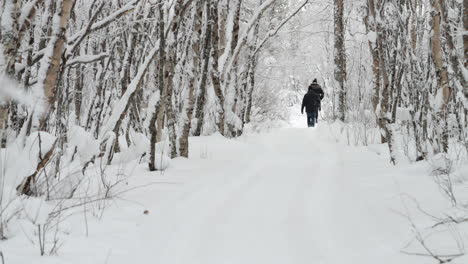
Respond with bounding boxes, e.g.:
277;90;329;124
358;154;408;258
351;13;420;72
125;126;416;264
153;128;338;264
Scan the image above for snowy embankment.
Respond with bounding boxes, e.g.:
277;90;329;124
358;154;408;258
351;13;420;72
1;112;467;264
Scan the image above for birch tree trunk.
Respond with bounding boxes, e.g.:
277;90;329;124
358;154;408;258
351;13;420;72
364;0;398;163
74;62;83;125
364;0;380;114
377;26;394;159
218;0;229;62
193;2;213;136
243;20;260;125
464;0;468;73
244;50;258;125
430;0;451;152
334;0;346;122
229;0;243;133
149;5;165;171
179;1;204;157
464;0;468;98
438;0;464;93
39;0;75;130
165;0;184;158
223;0;243;137
430;0;451;106
210;0;226;134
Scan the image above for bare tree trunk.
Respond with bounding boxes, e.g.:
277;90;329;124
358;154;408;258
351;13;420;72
223;0;242;137
431;0;451;106
165;1;184;158
193;2;213;137
464;0;468;66
179;1;204;157
364;1;381;115
74;61;83;125
218;0;229;64
210;0;226;134
120;24;138;95
377;20;392;146
409;0;418;51
438;0;465;92
153;0;186;160
364;0;399;162
243;20;260;125
230;0;242;54
39;0;75;130
244;57;257;124
464;0;468;98
431;0;451;152
0;106;7;148
334;0;346;122
149;6;165;171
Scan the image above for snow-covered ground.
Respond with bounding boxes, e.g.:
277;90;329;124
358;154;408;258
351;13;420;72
1;110;466;264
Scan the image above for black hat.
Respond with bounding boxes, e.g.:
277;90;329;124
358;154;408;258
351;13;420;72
312;79;318;84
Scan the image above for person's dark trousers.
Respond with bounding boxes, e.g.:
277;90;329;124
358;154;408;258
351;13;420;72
306;111;317;127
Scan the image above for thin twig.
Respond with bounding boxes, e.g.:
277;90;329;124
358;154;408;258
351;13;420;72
254;0;311;57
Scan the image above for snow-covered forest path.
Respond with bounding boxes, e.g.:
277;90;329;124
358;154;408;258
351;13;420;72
9;119;429;264
152;128;341;264
69;125;420;264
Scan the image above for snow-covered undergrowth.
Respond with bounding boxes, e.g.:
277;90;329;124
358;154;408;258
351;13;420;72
0;126;158;257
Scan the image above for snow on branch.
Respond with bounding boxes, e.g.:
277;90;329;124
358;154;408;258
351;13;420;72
66;53;109;67
254;0;311;57
66;1;105;57
18;0;42;33
223;0;277;77
68;0;139;45
164;0;195;38
99;41;160;139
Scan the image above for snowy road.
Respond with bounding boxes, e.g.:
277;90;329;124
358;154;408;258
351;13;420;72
7;123;433;264
153;128;339;264
119;126;420;264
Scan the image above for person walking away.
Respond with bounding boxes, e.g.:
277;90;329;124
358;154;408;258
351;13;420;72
308;79;324;123
301;84;321;127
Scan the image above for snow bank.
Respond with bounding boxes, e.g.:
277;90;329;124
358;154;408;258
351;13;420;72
3;132;56;187
112;131;150;165
68;125;100;164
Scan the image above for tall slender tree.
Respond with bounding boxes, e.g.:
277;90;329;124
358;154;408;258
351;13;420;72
334;0;346;122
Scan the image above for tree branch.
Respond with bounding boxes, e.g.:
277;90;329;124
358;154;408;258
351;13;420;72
254;0;311;57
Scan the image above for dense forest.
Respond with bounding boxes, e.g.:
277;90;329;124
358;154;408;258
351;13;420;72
0;0;467;262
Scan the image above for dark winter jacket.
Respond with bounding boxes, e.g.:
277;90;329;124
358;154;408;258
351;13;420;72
309;83;324;100
301;88;322;113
